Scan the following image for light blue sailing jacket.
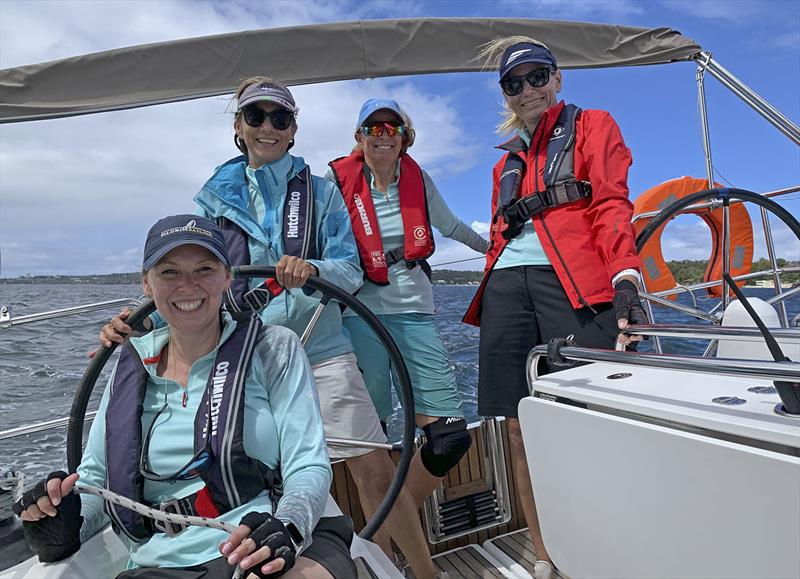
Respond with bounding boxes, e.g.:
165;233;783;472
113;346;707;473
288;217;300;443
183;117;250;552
195;154;363;365
77;313;331;568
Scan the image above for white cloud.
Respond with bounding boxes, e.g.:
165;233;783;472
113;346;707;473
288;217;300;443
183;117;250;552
660;0;765;24
766;31;800;51
0;1;488;277
471;221;490;235
496;0;643;21
429;237;486;271
0;0;351;68
650;208;799;264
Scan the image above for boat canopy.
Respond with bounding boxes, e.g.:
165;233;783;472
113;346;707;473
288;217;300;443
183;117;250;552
0;18;701;123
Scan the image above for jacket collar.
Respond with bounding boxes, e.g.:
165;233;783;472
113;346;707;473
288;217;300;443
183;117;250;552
130;311;237;374
496;100;567;154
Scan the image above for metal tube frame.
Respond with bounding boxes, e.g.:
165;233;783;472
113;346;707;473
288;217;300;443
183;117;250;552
721;199;731;310
695;52;716;188
613;323;800;351
760;206;790;325
0;297;141;329
1;414;403;452
528;344;799;386
630;186;799;224
697;52;800;145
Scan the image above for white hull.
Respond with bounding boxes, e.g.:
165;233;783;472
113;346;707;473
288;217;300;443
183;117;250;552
521;362;800;578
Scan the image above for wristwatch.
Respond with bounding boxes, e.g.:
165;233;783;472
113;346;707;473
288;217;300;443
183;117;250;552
285;522;304;552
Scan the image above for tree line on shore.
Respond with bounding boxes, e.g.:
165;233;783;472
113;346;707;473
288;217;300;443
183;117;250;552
2;259;797;286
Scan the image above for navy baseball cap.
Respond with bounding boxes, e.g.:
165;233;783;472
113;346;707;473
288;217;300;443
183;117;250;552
143;215;230;270
356;98;404;128
237;81;298;114
498;42;557;79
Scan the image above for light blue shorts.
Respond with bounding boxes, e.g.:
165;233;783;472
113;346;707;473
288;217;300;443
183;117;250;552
343;313;464;421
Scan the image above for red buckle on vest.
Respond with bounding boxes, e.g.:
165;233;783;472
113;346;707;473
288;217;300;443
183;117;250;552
194;487;220;518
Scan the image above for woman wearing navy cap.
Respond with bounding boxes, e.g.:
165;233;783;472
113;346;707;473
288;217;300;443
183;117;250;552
16;215;350;578
464;37;648;578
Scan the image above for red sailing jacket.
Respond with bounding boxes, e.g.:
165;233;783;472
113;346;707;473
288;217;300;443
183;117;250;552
329;151;434;285
463;101;641;326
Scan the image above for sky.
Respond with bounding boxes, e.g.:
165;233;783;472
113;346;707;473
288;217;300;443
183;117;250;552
0;0;798;278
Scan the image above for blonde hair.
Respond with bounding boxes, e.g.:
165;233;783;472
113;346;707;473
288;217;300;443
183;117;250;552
352;103;416;156
477;36;554;134
232;76;296;154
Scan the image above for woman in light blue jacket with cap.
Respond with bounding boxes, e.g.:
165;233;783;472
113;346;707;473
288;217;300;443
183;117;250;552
18;214;351;578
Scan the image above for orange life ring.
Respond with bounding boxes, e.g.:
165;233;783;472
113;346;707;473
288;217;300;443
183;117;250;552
633;177;754;299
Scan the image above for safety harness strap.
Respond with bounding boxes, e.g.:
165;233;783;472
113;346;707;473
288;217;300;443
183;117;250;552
218;167;317;314
497;104;591;240
384;246;433;282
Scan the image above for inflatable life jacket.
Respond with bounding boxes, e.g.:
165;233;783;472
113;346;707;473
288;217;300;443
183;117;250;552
218;165;317;312
328;152;434;285
495;104;592;240
104;315;276;541
633;176;754;299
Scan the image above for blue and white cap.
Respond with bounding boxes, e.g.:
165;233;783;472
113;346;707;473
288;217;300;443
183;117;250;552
356;98;404;128
498;42;557;79
143;215;230;270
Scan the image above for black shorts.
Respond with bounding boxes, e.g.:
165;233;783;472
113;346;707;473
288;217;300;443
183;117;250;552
115;515;356;579
478;266;618;418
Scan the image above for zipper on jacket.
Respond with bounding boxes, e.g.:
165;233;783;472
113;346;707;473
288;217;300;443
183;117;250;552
538;204;596;314
531;113;596;313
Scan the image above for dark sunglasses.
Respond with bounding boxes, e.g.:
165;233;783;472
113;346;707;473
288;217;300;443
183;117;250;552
241;105;295;131
500;67;555;97
139;402;213;482
359;122;406;138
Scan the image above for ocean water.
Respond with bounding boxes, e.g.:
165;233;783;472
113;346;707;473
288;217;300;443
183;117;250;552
1;283;797;480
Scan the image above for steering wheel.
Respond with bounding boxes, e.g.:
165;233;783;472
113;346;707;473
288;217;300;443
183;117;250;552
66;265;415;541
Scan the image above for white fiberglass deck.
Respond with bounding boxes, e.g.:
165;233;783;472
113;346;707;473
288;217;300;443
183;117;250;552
521;362;800;579
529;361;800;449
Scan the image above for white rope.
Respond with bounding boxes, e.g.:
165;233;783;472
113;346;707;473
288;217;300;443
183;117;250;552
74;483;248;578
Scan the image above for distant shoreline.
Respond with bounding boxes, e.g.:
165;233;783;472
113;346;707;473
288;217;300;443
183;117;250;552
1;259;797;287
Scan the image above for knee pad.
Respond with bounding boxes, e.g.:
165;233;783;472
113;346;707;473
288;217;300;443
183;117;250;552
420;417;472;477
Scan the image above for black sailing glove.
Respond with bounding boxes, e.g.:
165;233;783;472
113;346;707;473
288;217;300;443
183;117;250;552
613;279;648;328
13;471;83;563
238;511;297;578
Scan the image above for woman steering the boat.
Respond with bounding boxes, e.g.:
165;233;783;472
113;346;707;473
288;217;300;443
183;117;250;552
464;37;648;578
328;99;489;511
100;79;445;579
15;215;353;578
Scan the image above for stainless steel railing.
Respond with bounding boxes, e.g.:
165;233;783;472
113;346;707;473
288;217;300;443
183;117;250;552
0;412;98;441
613;323;800;351
0;298;142;329
527;342;798;386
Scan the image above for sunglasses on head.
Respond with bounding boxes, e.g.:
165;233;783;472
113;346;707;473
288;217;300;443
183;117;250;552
139;403;213;482
500;67;555;97
359;122;406;138
241;105;295;131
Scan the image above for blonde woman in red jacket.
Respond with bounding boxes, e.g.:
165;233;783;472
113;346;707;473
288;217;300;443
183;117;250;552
464;37;647;579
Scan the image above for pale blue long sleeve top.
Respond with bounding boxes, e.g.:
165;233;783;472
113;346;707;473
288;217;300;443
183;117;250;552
494;129;551;269
76;313;331;569
325;165;488;315
195;153;363;364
